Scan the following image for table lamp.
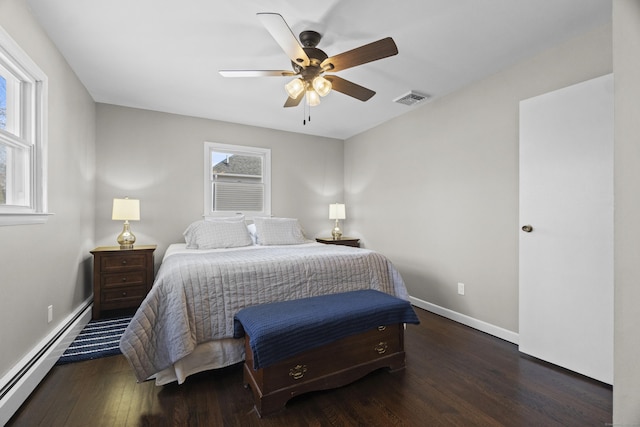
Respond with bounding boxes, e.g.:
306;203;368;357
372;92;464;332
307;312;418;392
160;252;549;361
329;203;346;240
112;197;140;249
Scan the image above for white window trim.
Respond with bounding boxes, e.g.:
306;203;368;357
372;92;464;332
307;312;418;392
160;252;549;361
0;25;50;226
203;141;271;219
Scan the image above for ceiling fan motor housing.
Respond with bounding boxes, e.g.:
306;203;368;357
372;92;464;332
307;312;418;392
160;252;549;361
292;46;328;80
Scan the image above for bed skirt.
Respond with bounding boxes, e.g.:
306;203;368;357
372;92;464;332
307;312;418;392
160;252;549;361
153;338;245;385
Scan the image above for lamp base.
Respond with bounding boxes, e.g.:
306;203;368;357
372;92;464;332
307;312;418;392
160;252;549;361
117;221;136;249
331;219;342;240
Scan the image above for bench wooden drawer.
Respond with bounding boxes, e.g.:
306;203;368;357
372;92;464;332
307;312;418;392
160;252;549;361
244;323;406;417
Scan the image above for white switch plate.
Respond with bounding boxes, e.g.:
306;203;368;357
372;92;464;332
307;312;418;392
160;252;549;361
47;305;53;323
457;283;465;295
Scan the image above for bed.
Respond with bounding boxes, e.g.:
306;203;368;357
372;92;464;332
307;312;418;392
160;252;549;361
119;217;411;385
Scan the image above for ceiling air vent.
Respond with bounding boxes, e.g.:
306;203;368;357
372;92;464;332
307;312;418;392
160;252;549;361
393;91;430;106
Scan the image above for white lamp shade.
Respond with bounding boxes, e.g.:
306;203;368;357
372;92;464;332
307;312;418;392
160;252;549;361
112;198;140;221
329;203;346;220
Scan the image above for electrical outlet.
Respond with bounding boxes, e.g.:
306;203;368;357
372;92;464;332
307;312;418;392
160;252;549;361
457;283;465;296
47;305;53;323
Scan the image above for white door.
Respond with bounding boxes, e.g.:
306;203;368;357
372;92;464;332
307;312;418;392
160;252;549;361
519;74;613;384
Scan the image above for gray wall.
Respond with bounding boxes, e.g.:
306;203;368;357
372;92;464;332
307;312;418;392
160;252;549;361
344;24;612;333
94;104;344;267
613;0;640;422
0;0;96;379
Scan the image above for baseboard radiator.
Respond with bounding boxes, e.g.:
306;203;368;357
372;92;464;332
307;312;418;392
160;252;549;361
0;299;92;426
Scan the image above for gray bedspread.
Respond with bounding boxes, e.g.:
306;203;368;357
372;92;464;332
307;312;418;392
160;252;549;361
119;243;410;382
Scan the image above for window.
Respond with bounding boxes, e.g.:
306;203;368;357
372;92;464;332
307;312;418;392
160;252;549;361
204;142;271;218
0;25;48;226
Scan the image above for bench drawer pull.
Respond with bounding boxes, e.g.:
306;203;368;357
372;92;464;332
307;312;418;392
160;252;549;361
377;325;386;331
374;342;388;354
289;364;307;380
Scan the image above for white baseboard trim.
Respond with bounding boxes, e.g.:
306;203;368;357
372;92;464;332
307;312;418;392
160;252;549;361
0;298;92;426
409;296;519;345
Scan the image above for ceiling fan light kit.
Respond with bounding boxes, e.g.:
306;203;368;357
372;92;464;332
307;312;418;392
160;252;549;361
220;12;399;120
284;75;331;107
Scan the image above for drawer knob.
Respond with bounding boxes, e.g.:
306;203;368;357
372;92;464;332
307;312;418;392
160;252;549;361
377;325;386;331
288;364;307;380
121;260;127;265
121;277;127;282
122;291;127;296
374;342;388;355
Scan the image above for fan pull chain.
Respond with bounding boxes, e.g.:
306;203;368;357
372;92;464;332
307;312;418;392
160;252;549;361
303;96;307;125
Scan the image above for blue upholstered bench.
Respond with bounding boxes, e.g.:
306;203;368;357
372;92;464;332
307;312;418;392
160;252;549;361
234;289;420;417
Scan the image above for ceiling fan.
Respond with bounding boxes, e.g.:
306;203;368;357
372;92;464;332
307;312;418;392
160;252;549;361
219;13;399;110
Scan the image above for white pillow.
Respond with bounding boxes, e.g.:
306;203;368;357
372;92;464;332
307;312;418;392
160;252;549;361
253;217;308;245
183;220;253;249
247;223;258;245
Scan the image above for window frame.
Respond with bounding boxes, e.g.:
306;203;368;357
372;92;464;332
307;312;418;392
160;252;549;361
203;141;271;219
0;25;49;226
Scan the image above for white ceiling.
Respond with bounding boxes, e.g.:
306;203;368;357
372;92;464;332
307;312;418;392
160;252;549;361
26;0;611;140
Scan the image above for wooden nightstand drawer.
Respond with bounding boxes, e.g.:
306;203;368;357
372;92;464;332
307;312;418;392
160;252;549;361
102;271;146;288
102;285;148;305
101;253;147;272
91;245;156;319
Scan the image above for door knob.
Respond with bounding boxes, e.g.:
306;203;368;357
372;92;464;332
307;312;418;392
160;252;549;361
522;225;533;233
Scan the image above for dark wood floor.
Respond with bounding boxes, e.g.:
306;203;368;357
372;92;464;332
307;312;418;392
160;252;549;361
8;308;612;426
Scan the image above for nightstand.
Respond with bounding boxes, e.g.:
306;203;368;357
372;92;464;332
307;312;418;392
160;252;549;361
90;245;156;319
315;237;360;248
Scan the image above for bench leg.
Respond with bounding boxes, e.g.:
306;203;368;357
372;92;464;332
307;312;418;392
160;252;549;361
387;351;407;372
243;364;289;417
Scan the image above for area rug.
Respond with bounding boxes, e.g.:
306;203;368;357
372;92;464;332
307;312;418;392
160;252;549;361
56;316;132;365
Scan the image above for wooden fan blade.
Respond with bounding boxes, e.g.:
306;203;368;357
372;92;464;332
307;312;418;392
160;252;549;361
321;37;398;72
257;13;310;67
284;91;305;108
325;76;375;101
219;70;295;77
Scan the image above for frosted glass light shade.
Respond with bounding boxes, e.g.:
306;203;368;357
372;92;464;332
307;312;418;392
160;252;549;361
312;76;332;97
329;203;346;220
306;89;320;106
285;78;305;99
